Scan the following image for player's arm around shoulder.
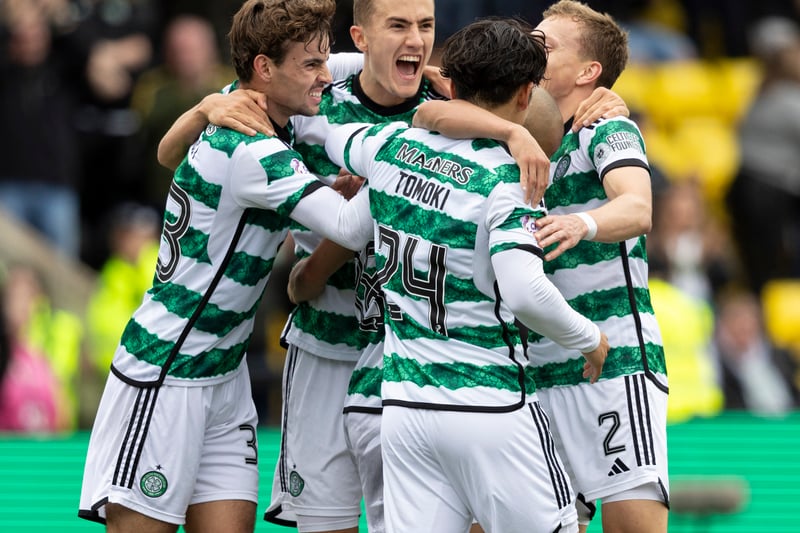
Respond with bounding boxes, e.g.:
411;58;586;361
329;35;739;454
158;89;273;171
288;239;354;304
536;117;652;260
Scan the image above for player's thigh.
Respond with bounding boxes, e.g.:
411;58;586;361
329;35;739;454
106;503;179;533
433;403;577;533
381;407;473;533
601;498;668;533
538;374;669;502
184;499;257;533
344;411;383;532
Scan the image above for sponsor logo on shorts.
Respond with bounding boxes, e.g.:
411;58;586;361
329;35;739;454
140;470;168;498
288;470;305;497
607;457;630;477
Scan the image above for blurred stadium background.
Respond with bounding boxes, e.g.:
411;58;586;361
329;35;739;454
2;0;800;531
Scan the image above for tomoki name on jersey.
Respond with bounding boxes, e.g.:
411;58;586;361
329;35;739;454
282;74;445;363
328;121;568;411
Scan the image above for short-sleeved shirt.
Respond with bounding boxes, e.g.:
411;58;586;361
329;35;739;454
528;117;667;390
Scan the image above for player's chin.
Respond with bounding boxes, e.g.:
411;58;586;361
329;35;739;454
300;103;322;117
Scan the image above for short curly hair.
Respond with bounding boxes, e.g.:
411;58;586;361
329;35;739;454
229;0;336;82
440;18;548;107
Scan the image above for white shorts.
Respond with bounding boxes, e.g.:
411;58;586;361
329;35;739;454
78;364;259;525
381;403;578;533
537;372;670;522
264;345;361;532
344;411;384;533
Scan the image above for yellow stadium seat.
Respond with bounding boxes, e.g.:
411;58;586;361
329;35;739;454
667;117;740;204
643;61;718;129
612;63;654;115
761;279;800;351
712;58;763;126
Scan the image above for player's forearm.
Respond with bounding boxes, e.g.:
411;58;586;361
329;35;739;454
590;192;652;242
493;249;601;353
413;99;524;143
288;240;354;304
157;95;218;170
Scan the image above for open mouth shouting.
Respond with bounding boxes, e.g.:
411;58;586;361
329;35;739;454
397;55;421;80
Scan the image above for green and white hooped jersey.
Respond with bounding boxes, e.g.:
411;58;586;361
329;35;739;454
528;116;667;391
343;241;384;413
284;75;444;362
110;121;322;385
329;122;554;411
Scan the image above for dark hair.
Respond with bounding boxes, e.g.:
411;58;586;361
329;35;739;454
229;0;336;82
440;18;548;106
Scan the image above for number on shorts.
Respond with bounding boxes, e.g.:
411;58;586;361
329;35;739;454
598;411;626;455
239;424;258;465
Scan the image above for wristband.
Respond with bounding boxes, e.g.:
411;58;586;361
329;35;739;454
575;212;597;241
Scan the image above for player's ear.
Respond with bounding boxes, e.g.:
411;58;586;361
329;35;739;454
350;25;368;53
517;82;535;111
448;79;457;100
577;60;602;87
253;54;273;83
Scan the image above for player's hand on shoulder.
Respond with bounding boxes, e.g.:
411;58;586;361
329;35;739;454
201;89;273;137
582;332;609;383
571;87;629;132
506;125;549;207
535;213;585;261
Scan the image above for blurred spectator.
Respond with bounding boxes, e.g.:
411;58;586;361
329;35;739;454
130;15;233;209
617;0;698;63
649;180;738;303
0;263;72;432
713;288;800;415
727;16;800;293
678;0;752;57
0;1;81;258
649;267;723;424
55;0;159;269
86;203;159;374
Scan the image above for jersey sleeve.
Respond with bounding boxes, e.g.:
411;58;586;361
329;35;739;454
327;52;364;81
485;181;547;258
583;116;650;181
325;121;406;179
291;185;373;251
486;182;601;353
228;138;319;216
